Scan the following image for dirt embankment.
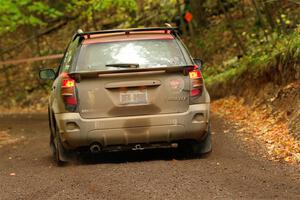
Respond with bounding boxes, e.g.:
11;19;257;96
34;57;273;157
208;58;300;139
208;57;300;165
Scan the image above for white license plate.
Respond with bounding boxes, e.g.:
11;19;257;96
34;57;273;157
120;89;148;105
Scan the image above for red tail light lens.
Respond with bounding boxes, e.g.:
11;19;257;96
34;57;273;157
61;73;77;111
191;88;201;96
189;65;203;97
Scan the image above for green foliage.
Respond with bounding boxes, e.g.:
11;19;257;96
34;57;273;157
1;0;299;108
0;0;62;34
66;0;137;23
205;27;300;87
0;0;141;35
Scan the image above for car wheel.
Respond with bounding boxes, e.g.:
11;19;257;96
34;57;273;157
181;123;212;157
52;125;68;166
48;109;56;157
50;133;56;158
191;132;212;156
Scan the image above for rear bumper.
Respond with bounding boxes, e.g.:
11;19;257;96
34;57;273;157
55;104;210;149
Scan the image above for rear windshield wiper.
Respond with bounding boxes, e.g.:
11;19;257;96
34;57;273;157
105;63;139;68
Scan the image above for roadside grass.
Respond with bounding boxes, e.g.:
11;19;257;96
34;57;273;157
204;27;300;86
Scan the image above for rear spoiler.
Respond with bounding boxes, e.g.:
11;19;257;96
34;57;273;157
72;27;180;41
69;65;194;82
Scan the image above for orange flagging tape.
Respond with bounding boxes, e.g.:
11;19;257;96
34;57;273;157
0;54;64;66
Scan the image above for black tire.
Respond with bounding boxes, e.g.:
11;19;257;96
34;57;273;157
191;130;212;156
50;119;68;166
181;123;212;157
50;134;67;166
50;133;56;158
48;108;56;157
53;133;67;166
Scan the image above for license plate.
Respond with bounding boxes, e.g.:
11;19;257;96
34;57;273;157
120;89;148;105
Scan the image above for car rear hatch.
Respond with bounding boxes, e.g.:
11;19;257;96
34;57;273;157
71;67;191;119
70;31;194;119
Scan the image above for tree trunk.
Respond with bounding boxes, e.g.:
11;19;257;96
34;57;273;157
251;0;269;41
190;0;207;28
275;1;287;33
136;0;144;16
0;54;10;86
239;0;247;18
262;1;277;31
176;0;186;34
251;0;263;25
91;9;98;31
218;0;246;55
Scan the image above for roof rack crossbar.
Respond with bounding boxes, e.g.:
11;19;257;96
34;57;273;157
74;27;179;39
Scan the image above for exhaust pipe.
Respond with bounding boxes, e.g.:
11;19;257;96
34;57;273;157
90;144;101;153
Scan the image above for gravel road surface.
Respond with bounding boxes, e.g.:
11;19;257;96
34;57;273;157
0;114;299;200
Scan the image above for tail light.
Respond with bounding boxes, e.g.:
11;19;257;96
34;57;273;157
61;73;77;111
189;65;203;97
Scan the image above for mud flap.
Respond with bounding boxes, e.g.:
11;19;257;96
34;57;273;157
184;123;212;156
57;138;69;162
193;130;212;154
56;136;75;163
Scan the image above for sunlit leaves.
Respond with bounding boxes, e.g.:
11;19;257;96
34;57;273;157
27;2;62;19
205;27;300;88
66;0;137;23
0;0;62;34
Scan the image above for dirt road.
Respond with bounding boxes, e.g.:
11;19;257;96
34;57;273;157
0;114;299;200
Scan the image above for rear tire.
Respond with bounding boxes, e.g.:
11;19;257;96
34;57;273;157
181;123;212;157
50;120;68;166
48;108;58;161
54;136;67;166
191;130;212;156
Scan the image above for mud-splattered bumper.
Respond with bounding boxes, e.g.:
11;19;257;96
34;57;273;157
55;104;210;149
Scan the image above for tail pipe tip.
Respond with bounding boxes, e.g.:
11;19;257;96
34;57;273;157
90;144;101;153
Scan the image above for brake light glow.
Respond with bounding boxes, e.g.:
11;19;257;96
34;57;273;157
62;79;75;87
189;70;201;79
60;73;77;111
189;65;203;97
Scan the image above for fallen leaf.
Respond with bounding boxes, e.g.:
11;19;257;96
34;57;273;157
212;96;300;165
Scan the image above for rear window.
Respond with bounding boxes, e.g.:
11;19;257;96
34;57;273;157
75;39;187;71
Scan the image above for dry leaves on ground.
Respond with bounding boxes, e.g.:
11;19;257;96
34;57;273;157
0;105;47;114
212;96;300;165
0;131;10;142
0;130;23;147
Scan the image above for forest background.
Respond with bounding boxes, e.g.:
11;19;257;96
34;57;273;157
0;0;300;163
0;0;299;109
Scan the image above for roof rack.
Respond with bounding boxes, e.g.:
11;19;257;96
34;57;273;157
73;27;179;40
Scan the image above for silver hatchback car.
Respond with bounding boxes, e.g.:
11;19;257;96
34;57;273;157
40;27;211;165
